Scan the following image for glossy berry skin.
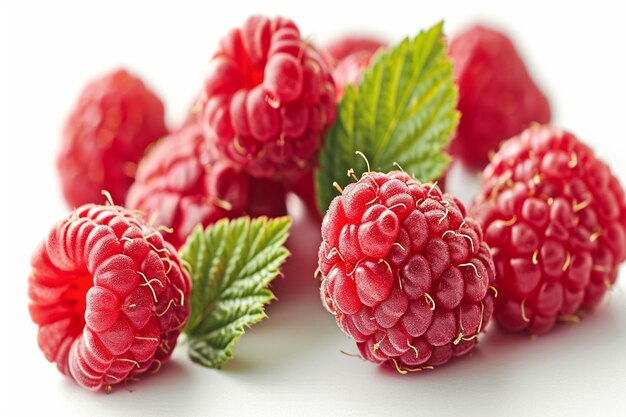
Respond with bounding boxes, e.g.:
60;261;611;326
58;69;168;207
292;163;446;224
448;25;551;170
470;126;626;334
324;35;386;101
126;124;286;249
332;49;380;101
319;171;496;371
199;15;336;183
28;205;190;392
324;35;387;62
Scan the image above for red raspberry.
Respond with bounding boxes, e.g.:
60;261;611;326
324;35;387;62
448;25;551;170
58;69;168;208
323;35;386;101
470;125;626;334
332;48;380;101
28;204;190;392
126;123;286;249
199;15;336;183
319;170;496;371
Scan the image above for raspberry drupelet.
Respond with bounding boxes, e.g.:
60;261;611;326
58;69;168;208
199;15;336;183
28;204;191;392
126;123;287;249
319;167;496;372
471;125;626;334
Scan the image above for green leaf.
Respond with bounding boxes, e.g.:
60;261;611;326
179;216;291;368
315;22;459;214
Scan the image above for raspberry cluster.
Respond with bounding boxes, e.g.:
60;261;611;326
319;171;496;370
28;204;190;391
40;13;626;385
199;15;336;182
58;69;168;207
471;126;626;334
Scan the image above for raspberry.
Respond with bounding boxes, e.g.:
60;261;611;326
324;35;387;62
332;48;379;101
319;170;496;371
126;123;286;249
199;15;336;183
323;35;386;101
28;204;190;392
448;25;551;170
58;69;168;207
470;125;626;334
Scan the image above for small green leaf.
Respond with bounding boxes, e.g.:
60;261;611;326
315;22;459;214
179;216;291;368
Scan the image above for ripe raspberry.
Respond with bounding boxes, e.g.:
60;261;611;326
28;204;190;392
319;170;496;371
126;123;286;249
58;69;168;207
448;25;551;170
332;49;380;101
323;35;386;101
199;15;336;183
324;35;387;62
470;125;626;334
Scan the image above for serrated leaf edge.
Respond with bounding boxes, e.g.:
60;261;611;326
179;216;291;368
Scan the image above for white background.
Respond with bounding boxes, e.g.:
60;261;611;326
2;1;626;416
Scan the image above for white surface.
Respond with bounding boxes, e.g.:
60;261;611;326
1;1;626;416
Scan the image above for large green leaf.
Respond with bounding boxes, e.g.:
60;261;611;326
315;22;459;214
